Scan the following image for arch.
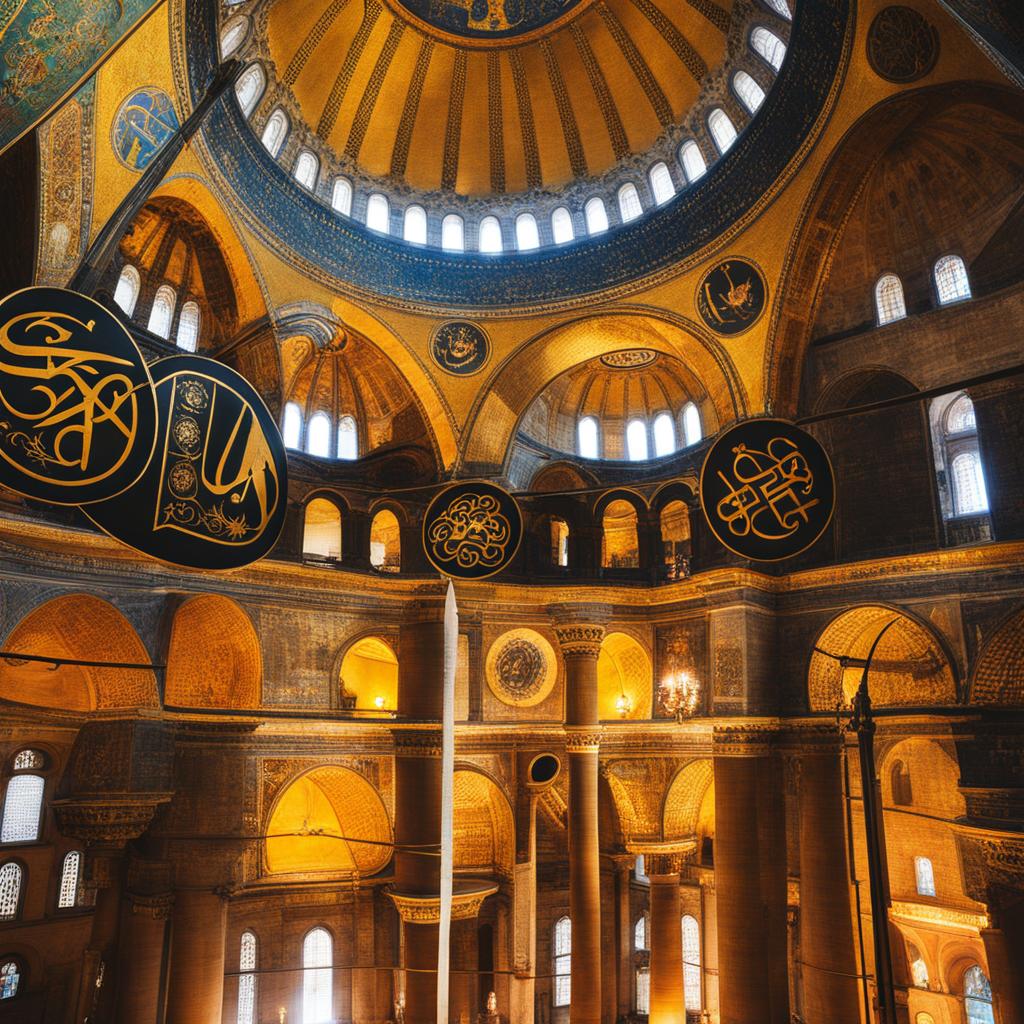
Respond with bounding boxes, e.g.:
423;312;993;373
878;737;965;820
708;108;737;153
260;108;289;157
403;204;427;245
618;183;643;223
283;401;302;449
331;177;352;216
0;595;158;710
365;193;389;233
934;254;971;305
219;15;249;58
234;63;265;117
1;777;42;843
265;766;392;877
165;595;261;709
303;926;333;1024
478;216;503;253
964;965;994;1024
238;930;257;1024
176;300;200;352
625;419;648;461
584;197;609;235
293;150;319;191
649;162;675;205
598;632;652;720
339;636;397;712
442;213;464;252
516;213;540;251
681;401;702;446
147;283;176;338
750;26;786;70
306;411;331;457
550;516;570;567
875;273;907;325
659;499;690;577
551;207;574;244
970;605;1024;705
553;916;571;1006
369;509;401;572
57;850;81;909
452;768;514;878
0;862;23;920
733;71;765;114
577;416;599;459
682;914;702;1011
113;264;141;316
679;141;706;183
0;955;21;998
807;606;957;711
653;411;676;456
303;497;342;560
663;759;714;841
336;415;358;460
601;500;640;570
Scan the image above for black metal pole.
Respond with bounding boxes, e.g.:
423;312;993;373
70;58;242;297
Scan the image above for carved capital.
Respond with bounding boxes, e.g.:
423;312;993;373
553;625;606;659
51;793;172;846
565;728;602;753
626;839;697;877
388;882;498;923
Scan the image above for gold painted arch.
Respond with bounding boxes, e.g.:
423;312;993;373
663;758;714;842
598;631;653;720
453;767;515;879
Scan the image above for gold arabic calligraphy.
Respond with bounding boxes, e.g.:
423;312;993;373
427;491;511;568
715;437;820;541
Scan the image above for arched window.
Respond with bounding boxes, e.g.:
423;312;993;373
2;774;44;843
585;197;609;235
370;510;401;573
365;194;390;234
0;862;22;920
682;402;702;447
403;205;427;244
303;499;342;560
891;760;913;806
260;109;289;157
235;63;265;116
635;855;647;881
551;518;570;568
219;16;249;58
516;213;540;251
708;109;738;154
634;914;648;950
337;415;358;461
238;930;257;1024
906;942;929;989
113;264;141;316
331;177;353;216
951;452;988;515
682;915;701;1011
947;394;977;433
649;162;675;205
551;207;574;245
478;216;503;253
660;500;690;579
933;392;989;523
0;959;20;998
964;965;995;1024
914;856;936;897
761;0;791;18
602;500;640;568
302;927;333;1024
12;751;42;771
653;412;676;456
147;284;176;339
58;850;81;909
626;419;649;461
875;273;907;325
306;412;331;458
635;966;650;1014
578;417;599;459
751;26;787;70
283;402;303;450
176;301;200;352
679;141;707;183
553;917;571;1007
934;254;971;305
442;214;465;252
294;150;319;190
618;183;643;223
733;71;766;113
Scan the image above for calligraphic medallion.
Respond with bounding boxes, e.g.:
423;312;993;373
422;480;523;579
485;628;558;707
599;350;657;369
111;88;180;172
699;419;834;562
867;7;939;83
430;321;490;376
0;287;156;505
695;258;768;337
86;355;288;570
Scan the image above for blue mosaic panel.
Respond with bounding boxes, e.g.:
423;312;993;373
111;88;179;171
395;0;586;40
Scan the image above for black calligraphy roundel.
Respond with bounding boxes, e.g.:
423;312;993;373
422;480;523;580
695;258;768;337
430;321;490;376
0;287;157;505
85;355;288;570
699;419;835;562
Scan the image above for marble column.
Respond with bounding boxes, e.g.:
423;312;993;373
554;622;606;1024
165;889;228;1024
116;893;172;1024
646;856;684;1024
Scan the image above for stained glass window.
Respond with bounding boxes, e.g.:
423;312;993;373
634;915;648;950
12;751;42;772
220;16;249;58
682;915;702;1011
238;931;257;1024
0;959;19;999
0;863;22;920
551;207;574;244
907;942;928;988
649;162;675;205
618;183;643;223
875;273;907;325
751;27;787;70
303;927;332;1024
946;394;977;434
762;0;791;18
635;968;649;1014
1;775;44;843
113;265;141;316
58;850;80;909
708;109;738;154
935;254;971;305
964;965;995;1024
553;917;571;1007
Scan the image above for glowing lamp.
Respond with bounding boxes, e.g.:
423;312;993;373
615;691;632;718
374;695;386;710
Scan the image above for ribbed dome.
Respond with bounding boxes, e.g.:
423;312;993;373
262;0;732;195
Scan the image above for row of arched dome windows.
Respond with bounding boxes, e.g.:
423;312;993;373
231;26;787;254
578;404;703;461
112;265;200;350
283;404;359;461
874;255;972;326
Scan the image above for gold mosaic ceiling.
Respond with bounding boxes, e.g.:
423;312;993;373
265;0;733;195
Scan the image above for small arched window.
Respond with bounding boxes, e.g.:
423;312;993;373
331;177;353;216
235;63;266;117
113;264;141;316
660;499;690;579
602;500;640;568
634;914;648;950
762;0;791;18
58;850;81;909
403;205;427;244
337;416;358;461
306;412;331;458
891;760;913;806
618;183;643;223
260;108;289;157
682;402;702;447
238;930;257;1024
219;15;249;58
934;254;971;305
294;150;319;190
751;26;787;70
708;109;738;154
283;402;303;450
682;915;702;1011
147;284;176;339
653;412;676;457
964;965;995;1024
442;214;465;252
303;499;342;560
478;216;503;253
516;213;540;251
914;856;936;897
906;942;929;989
578;417;599;459
946;394;977;434
626;420;648;462
551;207;574;245
875;273;907;325
553;917;571;1007
951;452;989;515
649;162;675;205
370;510;401;573
302;927;333;1024
365;194;390;234
585;197;609;235
0;958;20;998
733;71;766;113
0;862;22;920
176;301;200;352
679;141;707;183
551;518;569;567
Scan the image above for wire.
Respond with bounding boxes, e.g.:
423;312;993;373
157;829;441;856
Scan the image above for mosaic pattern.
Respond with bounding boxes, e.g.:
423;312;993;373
867;6;939;83
393;0;587;41
486;628;558;707
111;88;179;171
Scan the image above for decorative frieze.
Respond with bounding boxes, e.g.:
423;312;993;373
388;883;498;923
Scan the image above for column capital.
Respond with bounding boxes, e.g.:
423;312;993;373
553;624;606;658
128;891;174;920
388;882;498;923
51;792;173;846
565;727;602;753
626;840;697;877
712;722;780;757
